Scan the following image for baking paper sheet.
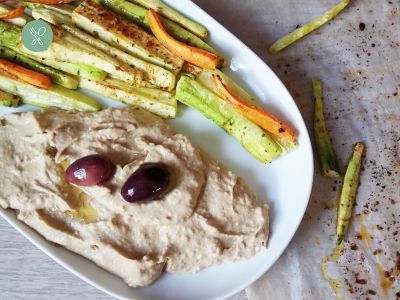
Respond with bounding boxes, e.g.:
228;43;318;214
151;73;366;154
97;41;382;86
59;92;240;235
193;0;400;299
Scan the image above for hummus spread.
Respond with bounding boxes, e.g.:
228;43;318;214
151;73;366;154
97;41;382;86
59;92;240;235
0;107;269;287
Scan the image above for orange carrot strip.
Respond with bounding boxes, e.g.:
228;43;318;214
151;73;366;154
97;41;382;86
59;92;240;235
0;58;51;89
213;74;297;147
147;8;218;70
0;5;25;19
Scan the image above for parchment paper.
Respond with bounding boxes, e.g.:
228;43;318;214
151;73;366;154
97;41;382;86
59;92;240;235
193;0;400;299
0;1;398;299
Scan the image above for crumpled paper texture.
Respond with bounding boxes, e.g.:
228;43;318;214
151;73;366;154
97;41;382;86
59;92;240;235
193;0;400;299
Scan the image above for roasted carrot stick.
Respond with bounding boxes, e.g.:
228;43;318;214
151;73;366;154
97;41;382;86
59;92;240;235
0;58;51;89
0;5;24;19
213;74;297;151
147;8;218;70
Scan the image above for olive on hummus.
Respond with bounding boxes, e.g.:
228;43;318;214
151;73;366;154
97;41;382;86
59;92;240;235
0;107;269;287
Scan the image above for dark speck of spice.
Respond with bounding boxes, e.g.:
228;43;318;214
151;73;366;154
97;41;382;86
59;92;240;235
359;22;366;31
278;128;285;133
368;290;377;295
350;243;358;250
356;279;367;285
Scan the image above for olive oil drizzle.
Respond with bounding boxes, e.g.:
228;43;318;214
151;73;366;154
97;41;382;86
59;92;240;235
355;214;396;298
59;159;98;223
320;243;345;300
355;215;372;247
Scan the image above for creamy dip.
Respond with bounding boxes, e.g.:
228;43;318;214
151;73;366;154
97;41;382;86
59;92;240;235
0;107;269;287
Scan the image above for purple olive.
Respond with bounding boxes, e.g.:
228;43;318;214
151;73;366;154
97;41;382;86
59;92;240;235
66;155;114;186
121;163;170;203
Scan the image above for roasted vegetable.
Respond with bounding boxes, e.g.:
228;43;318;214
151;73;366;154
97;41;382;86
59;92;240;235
0;89;20;107
20;24;142;85
23;0;75;4
23;2;75;15
269;0;351;53
96;0;216;53
147;9;217;70
0;20;110;83
79;77;177;118
336;142;364;245
36;58;107;82
0;46;78;89
0;58;51;89
0;3;31;26
0;5;25;20
72;0;183;74
196;69;258;105
128;0;208;39
0;74;101;111
313;78;341;177
175;76;281;163
213;74;297;152
32;6;175;89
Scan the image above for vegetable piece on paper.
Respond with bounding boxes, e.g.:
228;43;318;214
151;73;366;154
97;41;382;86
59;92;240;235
147;8;217;70
175;76;282;163
313;78;341;178
127;0;208;39
213;74;297;152
336;142;364;245
0;58;51;89
269;0;351;53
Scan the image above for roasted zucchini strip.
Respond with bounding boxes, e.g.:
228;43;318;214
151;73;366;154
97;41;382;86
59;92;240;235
127;0;208;39
313;78;341;178
175;76;281;163
96;0;216;53
269;0;351;53
79;77;177;118
72;0;183;74
32;6;175;90
0;74;101;111
0;46;78;89
20;25;142;86
0;20;134;84
336;142;364;245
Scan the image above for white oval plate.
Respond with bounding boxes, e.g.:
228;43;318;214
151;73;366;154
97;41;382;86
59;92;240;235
0;0;313;299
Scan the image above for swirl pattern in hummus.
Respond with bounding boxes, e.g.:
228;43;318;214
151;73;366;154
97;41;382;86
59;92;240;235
0;107;269;287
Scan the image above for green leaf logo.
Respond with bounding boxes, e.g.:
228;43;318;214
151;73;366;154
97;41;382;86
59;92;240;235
22;20;53;52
